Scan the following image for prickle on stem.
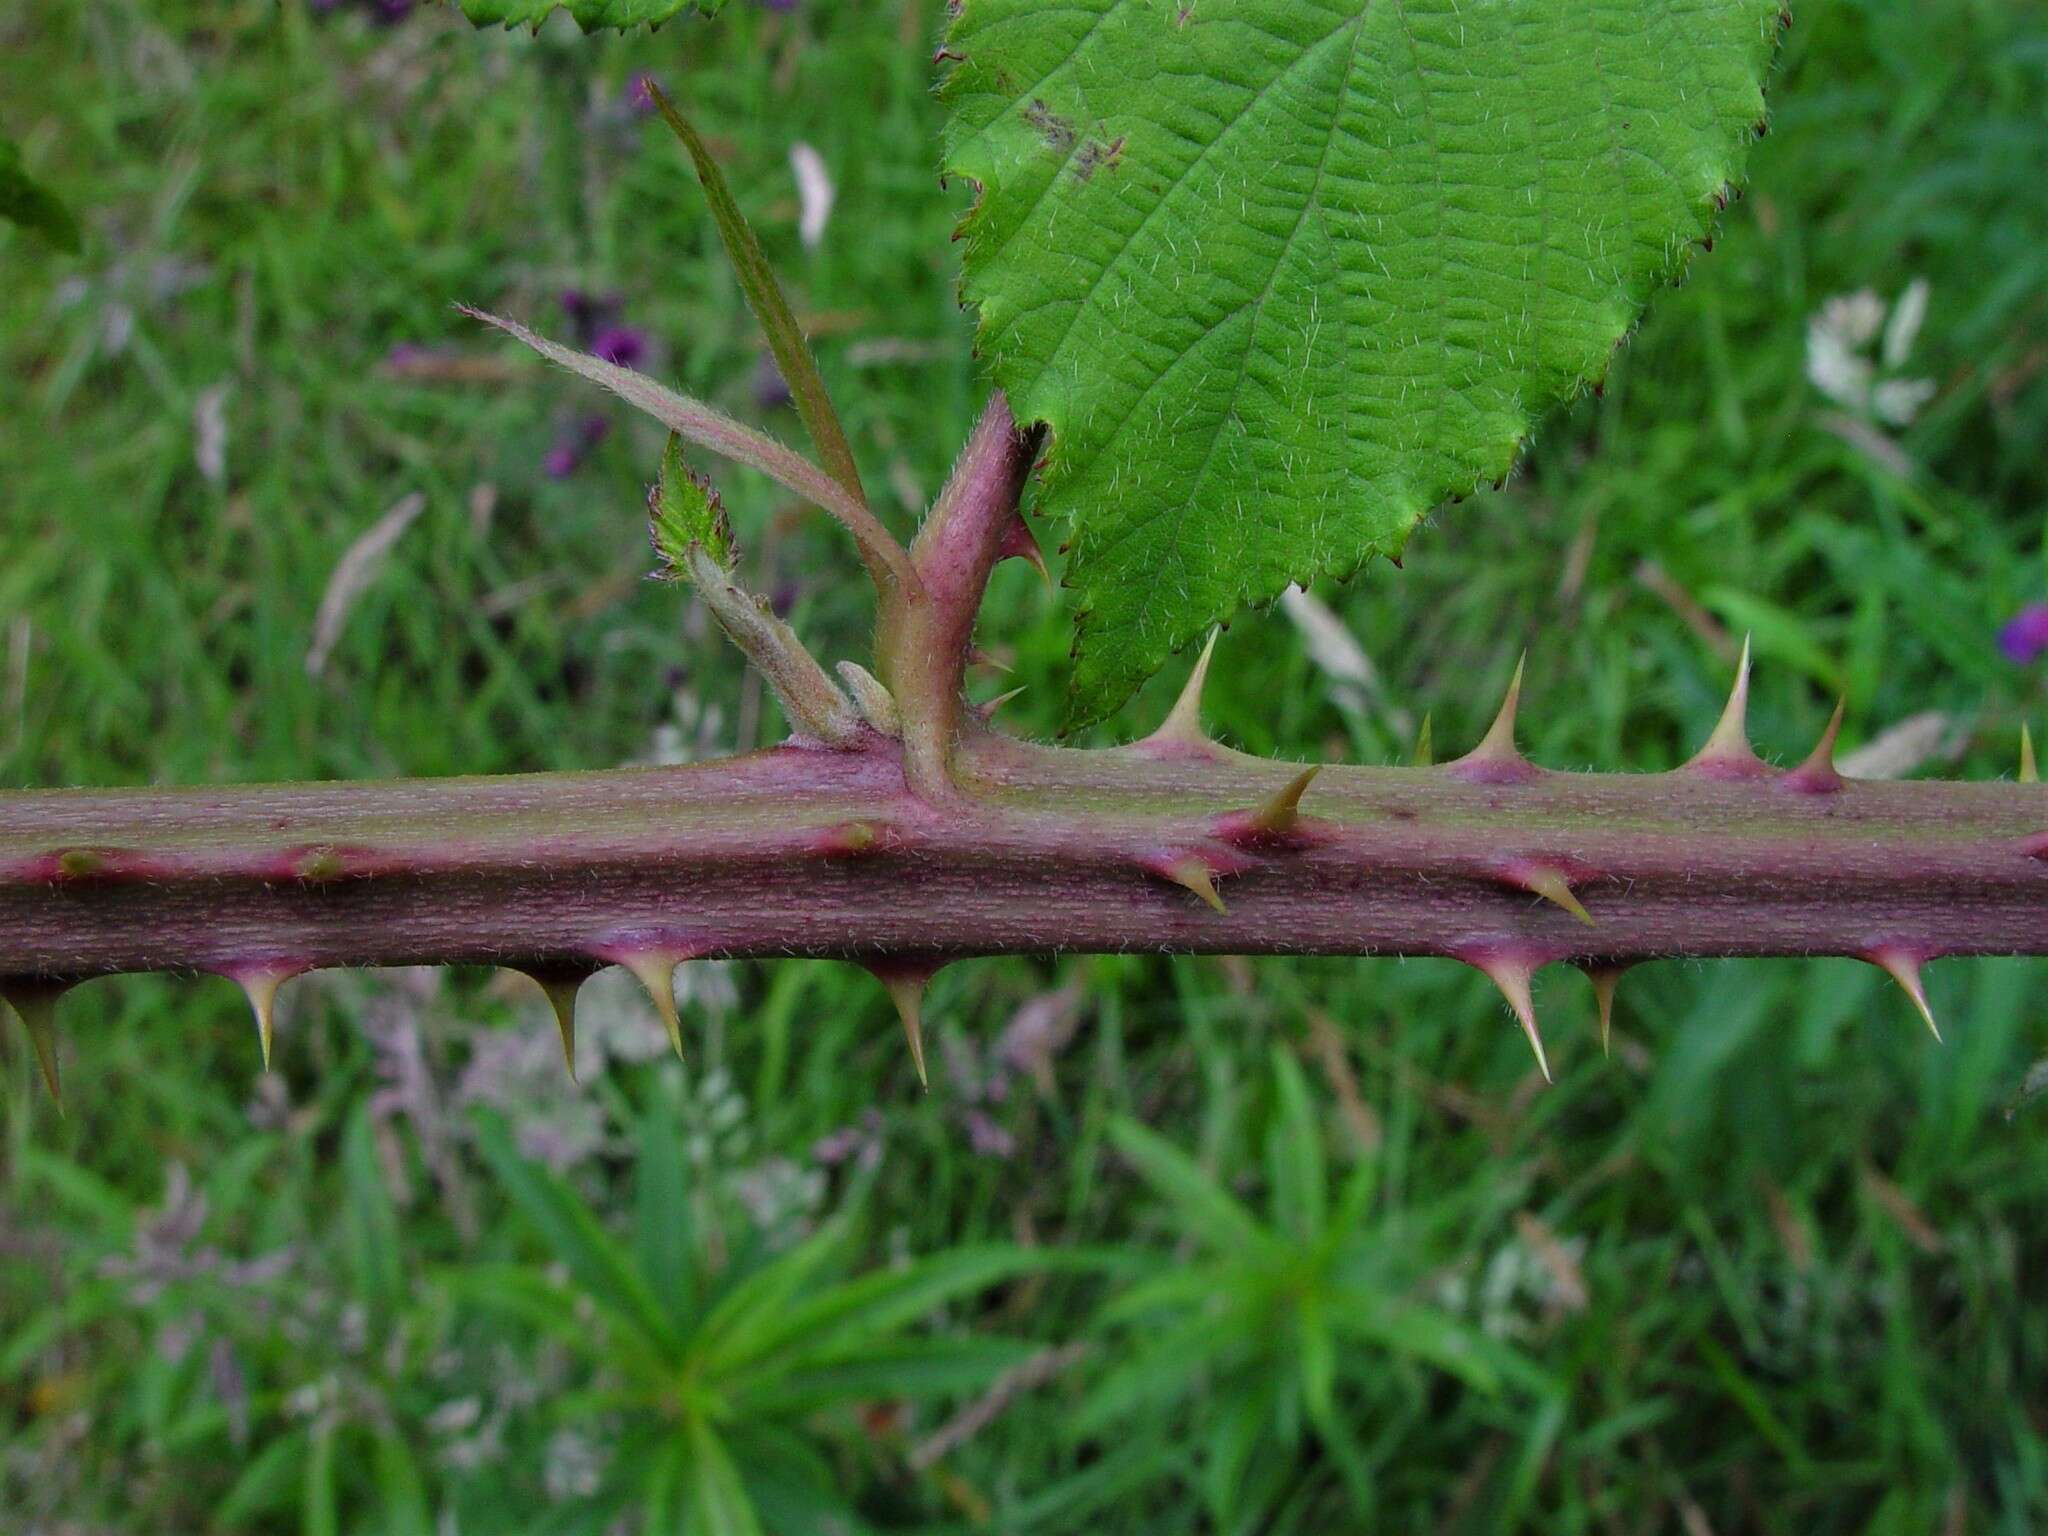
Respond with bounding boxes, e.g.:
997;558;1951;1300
1501;861;1595;927
866;961;939;1089
1138;849;1239;913
1144;630;1219;751
1460;951;1551;1082
228;966;301;1072
3;981;66;1111
515;967;589;1080
621;955;687;1061
996;512;1052;589
2022;724;2038;785
1781;698;1847;795
1868;948;1942;1043
1684;635;1767;778
1448;653;1532;782
1584;965;1627;1056
975;685;1027;722
1214;766;1324;846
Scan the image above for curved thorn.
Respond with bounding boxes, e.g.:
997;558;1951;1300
1158;855;1227;913
866;962;936;1090
1686;634;1765;775
1249;766;1322;837
1782;698;1847;794
1869;949;1941;1043
1412;714;1433;767
516;967;587;1082
623;956;686;1061
975;686;1027;722
1469;653;1525;762
2023;724;2038;785
231;968;300;1072
1516;865;1595;928
1585;966;1626;1056
3;982;65;1112
1149;630;1219;747
997;513;1052;589
1465;953;1550;1082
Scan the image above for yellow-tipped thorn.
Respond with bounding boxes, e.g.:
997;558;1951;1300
879;971;931;1090
1412;714;1433;767
1870;949;1941;1043
1586;967;1624;1056
1459;653;1527;765
1162;855;1227;913
1519;866;1595;928
624;956;686;1061
517;968;586;1082
1249;766;1322;837
1149;630;1219;747
1466;953;1550;1082
235;970;296;1072
2022;724;2038;785
1686;634;1763;772
3;983;65;1112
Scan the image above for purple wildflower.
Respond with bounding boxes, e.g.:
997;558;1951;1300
543;413;612;480
560;289;623;345
592;325;648;370
1998;605;2048;665
752;353;794;411
625;72;662;117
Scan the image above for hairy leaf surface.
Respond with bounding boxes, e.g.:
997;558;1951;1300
944;0;1781;726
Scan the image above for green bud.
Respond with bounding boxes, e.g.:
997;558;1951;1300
649;433;735;577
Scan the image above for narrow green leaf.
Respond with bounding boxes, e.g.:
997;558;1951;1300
0;133;80;253
633;1086;701;1329
304;1420;339;1536
684;1417;766;1536
340;1104;404;1317
648;84;868;510
1266;1048;1327;1244
370;1432;434;1536
943;0;1782;725
711;1243;1053;1382
734;1336;1041;1415
216;1429;309;1527
472;1110;680;1356
1107;1116;1268;1256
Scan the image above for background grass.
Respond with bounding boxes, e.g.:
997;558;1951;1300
4;0;2048;1531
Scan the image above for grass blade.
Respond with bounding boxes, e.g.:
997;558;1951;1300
647;83;867;513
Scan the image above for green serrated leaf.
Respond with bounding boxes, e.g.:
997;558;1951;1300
0;133;81;253
943;0;1782;726
651;432;736;576
452;0;724;30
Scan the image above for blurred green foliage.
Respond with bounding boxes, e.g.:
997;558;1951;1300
3;1;2048;1532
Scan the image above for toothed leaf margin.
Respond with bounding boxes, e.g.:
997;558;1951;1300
942;0;1784;728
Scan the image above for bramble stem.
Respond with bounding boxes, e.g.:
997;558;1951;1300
3;734;2043;980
